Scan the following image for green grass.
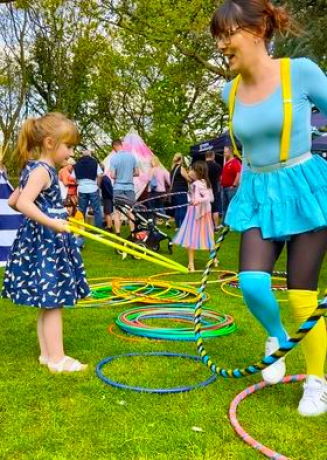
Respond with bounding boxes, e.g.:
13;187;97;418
0;230;326;460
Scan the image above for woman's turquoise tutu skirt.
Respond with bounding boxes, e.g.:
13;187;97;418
225;154;327;240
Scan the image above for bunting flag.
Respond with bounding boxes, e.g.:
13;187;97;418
0;170;22;267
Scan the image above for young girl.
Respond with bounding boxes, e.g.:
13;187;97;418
212;0;327;415
2;112;90;373
173;161;217;272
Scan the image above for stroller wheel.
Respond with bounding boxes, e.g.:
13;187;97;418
150;243;160;252
132;242;147;260
168;241;173;254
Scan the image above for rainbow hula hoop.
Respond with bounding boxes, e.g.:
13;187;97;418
229;374;306;460
194;226;327;378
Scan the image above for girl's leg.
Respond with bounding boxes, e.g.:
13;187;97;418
42;308;65;363
37;310;49;362
286;229;327;416
43;308;87;373
188;248;195;272
238;228;287;384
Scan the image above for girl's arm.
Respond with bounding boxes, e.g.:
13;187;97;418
16;167;68;233
193;182;212;205
8;187;20;211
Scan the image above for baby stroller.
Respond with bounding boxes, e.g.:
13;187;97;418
113;196;173;254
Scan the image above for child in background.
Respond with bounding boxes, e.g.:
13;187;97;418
173;161;217;272
2;112;90;373
58;157;78;205
63;196;85;249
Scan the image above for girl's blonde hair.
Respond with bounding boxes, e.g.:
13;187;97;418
15;112;80;169
151;155;161;168
172;152;184;168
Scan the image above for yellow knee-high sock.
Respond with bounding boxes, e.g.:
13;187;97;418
288;289;326;378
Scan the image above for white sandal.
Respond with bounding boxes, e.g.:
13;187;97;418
39;355;49;365
48;356;88;373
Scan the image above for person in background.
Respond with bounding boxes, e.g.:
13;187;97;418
174;161;217;271
74;149;103;228
148;156;170;224
101;172;114;232
58;157;77;205
63;196;85;249
221;142;241;224
110;139;139;235
170;153;189;230
205;150;222;230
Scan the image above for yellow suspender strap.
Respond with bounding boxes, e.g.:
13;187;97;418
228;74;242;160
228;58;292;164
280;58;292;163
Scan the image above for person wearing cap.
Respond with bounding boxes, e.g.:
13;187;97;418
74;149;103;228
221;143;241;224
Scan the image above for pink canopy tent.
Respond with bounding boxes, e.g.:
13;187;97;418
103;130;168;200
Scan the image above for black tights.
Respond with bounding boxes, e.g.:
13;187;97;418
239;228;327;290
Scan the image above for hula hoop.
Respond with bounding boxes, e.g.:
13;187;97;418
116;306;236;341
148;270;237;286
96;352;217;393
111;279;208;304
220;279;288;302
194;226;327;378
227;277;287;291
107;323;161;343
229;374;306;460
133;191;189;214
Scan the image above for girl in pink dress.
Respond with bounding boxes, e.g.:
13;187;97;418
173;161;217;272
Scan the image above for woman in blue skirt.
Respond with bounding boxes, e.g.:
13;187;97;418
211;0;327;416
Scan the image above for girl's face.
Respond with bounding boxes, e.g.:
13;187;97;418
217;25;259;73
54;142;75;166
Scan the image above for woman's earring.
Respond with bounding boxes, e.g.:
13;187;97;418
254;38;258;44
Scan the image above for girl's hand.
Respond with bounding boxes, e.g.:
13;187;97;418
50;218;70;233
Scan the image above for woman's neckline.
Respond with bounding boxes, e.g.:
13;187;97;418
236;58;283;107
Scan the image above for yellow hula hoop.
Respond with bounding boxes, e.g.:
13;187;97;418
68;218;187;273
82;278;156;305
220;277;288;302
148;270;238;286
111;278;207;304
111;280;195;304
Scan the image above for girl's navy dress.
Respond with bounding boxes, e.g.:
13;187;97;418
2;161;90;308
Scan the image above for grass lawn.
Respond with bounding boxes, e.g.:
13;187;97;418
0;229;326;460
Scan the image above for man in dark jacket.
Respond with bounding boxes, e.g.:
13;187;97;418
74;149;103;228
205;151;222;230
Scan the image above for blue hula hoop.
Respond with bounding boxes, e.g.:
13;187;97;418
96;352;217;393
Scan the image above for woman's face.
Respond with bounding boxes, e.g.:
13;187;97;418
217;25;259;73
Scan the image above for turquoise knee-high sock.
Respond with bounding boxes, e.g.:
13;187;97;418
238;271;287;343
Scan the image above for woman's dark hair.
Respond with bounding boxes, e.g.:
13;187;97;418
192;161;211;189
210;0;300;42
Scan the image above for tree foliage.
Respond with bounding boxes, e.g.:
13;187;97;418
0;0;327;167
